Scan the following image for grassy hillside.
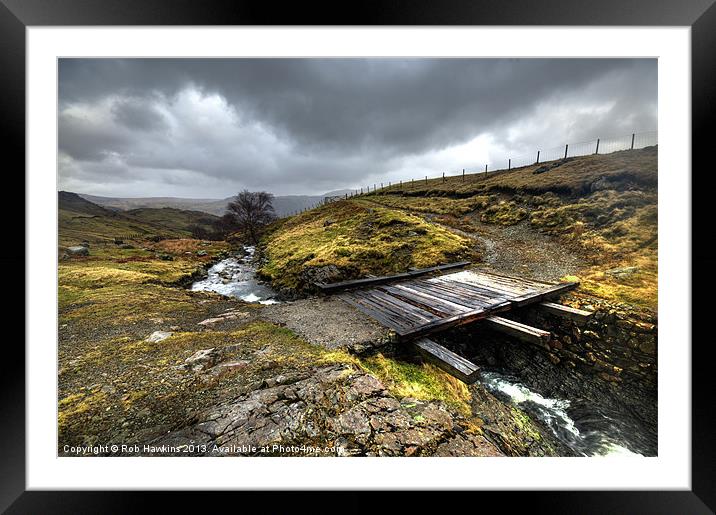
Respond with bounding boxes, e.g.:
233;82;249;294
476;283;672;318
59;191;192;246
126;207;219;234
258;199;476;294
262;147;657;308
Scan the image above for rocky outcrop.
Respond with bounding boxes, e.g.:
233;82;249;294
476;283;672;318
147;364;501;457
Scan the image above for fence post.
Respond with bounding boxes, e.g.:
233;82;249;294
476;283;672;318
631;133;635;150
425;176;428;185
508;159;511;170
485;164;488;173
400;180;402;188
564;144;568;159
442;171;445;183
462;169;465;181
536;150;540;164
595;138;600;154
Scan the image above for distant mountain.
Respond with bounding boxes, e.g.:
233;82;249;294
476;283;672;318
79;194;229;216
59;191;117;217
58;191;189;245
322;189;355;197
78;190;351;217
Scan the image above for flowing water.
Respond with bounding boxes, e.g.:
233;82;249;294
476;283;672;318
191;246;279;304
480;371;645;457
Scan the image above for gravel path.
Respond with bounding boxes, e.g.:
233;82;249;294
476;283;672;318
259;297;392;351
442;219;585;282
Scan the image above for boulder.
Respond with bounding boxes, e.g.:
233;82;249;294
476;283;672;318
66;246;89;256
145;331;172;343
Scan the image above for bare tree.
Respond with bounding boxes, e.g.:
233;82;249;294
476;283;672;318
225;190;276;244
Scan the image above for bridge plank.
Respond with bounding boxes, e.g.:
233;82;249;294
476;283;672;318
364;289;445;321
432;276;525;298
349;291;429;328
401;281;492;309
538;301;592;323
413;338;480;384
427;278;517;305
383;284;473;314
340;295;413;333
484;316;551;345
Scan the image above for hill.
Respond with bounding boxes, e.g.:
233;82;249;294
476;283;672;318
259;147;658;308
125;207;219;234
59;191;192;246
79;192;336;217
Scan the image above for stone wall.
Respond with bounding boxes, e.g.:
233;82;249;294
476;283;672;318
509;292;657;390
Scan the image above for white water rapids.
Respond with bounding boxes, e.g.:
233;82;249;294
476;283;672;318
191;246;279;304
480;371;644;457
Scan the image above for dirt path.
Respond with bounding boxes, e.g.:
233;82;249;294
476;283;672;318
434;217;586;282
260;297;392;352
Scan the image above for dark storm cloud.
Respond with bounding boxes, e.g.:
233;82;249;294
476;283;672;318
58;58;657;197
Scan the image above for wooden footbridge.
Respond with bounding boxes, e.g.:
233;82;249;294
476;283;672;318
317;262;592;384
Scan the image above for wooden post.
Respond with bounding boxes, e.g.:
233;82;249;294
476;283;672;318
564;144;568;159
485;164;488;173
595;138;600;154
360;187;363;194
631;133;635;150
400;180;402;188
508;159;511;170
425;176;428;185
462;169;465;181
536;150;540;164
442;171;445;182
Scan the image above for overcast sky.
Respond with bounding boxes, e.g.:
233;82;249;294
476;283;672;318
58;58;657;198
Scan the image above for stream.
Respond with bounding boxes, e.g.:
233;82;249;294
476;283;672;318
191;246;279;304
480;371;645;457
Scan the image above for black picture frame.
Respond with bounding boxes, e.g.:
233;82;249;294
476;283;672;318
3;0;714;512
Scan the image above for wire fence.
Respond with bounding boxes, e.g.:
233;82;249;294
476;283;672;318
286;129;658;216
